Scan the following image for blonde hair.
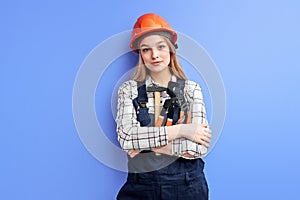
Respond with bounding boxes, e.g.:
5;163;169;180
131;36;187;82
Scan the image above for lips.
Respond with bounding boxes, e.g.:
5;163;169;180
151;61;162;66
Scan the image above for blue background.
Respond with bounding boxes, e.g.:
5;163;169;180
1;0;299;199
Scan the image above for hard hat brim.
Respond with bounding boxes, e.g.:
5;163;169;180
130;28;177;52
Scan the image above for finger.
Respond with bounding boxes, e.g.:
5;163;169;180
203;131;212;141
204;139;211;148
194;135;210;147
205;132;212;140
129;150;140;158
127;150;133;155
202;135;211;143
130;153;136;158
193;131;210;143
128;150;138;156
204;141;210;148
204;129;212;139
198;139;210;148
201;123;208;128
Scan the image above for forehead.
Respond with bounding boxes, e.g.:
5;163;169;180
139;35;167;46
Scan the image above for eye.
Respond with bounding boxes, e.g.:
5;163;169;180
158;44;166;50
141;48;149;53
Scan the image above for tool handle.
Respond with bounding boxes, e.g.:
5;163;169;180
186;112;192;124
155;116;164;127
154;92;160;123
166;118;173;126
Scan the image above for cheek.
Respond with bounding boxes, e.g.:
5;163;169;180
161;49;170;56
141;53;150;63
162;52;171;61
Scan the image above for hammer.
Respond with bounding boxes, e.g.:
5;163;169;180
147;86;167;156
147;86;167;125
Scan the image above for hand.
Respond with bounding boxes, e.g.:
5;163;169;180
126;150;141;158
181;124;212;148
152;143;172;156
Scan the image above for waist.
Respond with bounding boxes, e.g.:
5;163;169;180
127;158;205;184
127;153;205;173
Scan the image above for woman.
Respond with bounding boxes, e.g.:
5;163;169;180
116;13;212;200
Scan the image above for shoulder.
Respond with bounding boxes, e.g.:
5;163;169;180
184;80;202;93
117;80;138;97
118;80;137;90
183;80;203;100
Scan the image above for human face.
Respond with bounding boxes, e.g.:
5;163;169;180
139;35;171;74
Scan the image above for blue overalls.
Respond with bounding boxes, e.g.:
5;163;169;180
116;80;209;200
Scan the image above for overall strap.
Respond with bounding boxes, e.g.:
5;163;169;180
132;79;186;126
175;78;187;121
132;82;151;126
167;78;186;125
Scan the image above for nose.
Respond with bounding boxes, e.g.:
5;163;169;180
151;49;159;59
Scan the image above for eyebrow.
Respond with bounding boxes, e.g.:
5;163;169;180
140;40;166;48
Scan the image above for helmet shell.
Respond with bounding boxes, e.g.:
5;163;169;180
130;13;177;51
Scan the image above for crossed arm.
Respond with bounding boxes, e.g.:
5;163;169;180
116;80;212;159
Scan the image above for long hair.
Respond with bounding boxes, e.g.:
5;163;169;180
131;36;187;82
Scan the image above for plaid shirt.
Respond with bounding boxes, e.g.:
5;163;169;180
116;75;208;159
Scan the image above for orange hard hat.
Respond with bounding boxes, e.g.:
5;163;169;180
130;13;177;52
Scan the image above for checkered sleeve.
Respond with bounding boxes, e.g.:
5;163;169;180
116;80;168;150
171;80;209;159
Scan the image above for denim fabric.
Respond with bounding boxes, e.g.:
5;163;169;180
117;158;209;200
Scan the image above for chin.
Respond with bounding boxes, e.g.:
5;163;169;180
150;67;166;73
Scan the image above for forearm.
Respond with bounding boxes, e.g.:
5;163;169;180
118;123;186;151
124;125;184;157
153;123;210;158
169;122;211;159
172;138;208;159
126;123;210;158
165;124;183;141
151;139;208;159
117;126;169;150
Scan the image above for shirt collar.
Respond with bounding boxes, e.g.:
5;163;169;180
145;75;177;87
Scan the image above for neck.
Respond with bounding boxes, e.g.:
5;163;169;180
150;70;172;87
